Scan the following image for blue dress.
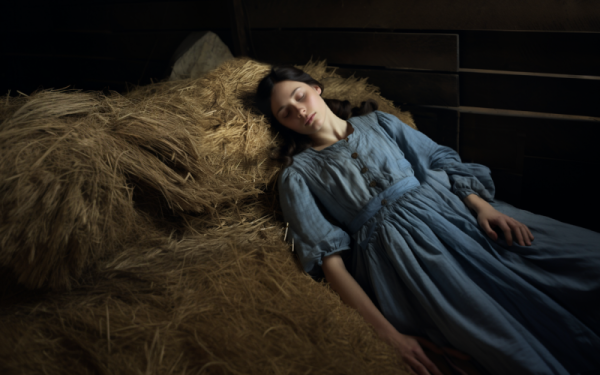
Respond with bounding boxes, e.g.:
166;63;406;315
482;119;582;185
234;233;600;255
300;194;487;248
278;110;600;375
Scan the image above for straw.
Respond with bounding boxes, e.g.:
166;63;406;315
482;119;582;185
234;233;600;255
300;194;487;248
0;57;415;375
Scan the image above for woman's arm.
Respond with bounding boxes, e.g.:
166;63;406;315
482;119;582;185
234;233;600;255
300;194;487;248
322;254;444;375
462;193;491;214
323;254;397;337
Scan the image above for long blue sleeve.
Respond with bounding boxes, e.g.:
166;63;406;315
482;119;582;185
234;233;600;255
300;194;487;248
375;111;495;202
278;168;352;281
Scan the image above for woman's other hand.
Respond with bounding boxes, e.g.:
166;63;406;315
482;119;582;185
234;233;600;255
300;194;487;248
477;206;534;247
384;332;444;375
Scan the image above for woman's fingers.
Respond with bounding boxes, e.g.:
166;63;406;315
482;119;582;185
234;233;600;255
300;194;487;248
519;225;531;246
499;217;535;246
479;219;497;241
509;218;534;246
509;220;526;246
401;336;443;375
404;355;432;375
415;349;444;375
479;208;535;246
526;225;535;241
497;220;513;246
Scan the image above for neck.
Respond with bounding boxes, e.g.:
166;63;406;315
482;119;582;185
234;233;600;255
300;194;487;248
309;107;351;147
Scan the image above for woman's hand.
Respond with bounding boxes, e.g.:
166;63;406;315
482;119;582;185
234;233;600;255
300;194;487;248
384;331;471;375
385;332;443;375
476;206;534;247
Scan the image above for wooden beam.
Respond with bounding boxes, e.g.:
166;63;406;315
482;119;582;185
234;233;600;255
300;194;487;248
460;112;600;166
253;31;458;72
459;31;600;77
460;71;600;117
246;0;600;31
336;68;459;107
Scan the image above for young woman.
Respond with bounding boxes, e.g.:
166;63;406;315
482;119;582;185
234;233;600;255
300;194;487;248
254;65;600;375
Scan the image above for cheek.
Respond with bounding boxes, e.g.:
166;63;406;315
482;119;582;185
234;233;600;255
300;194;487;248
309;96;321;108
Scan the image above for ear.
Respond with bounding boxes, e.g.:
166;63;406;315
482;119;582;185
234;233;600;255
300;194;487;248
314;85;322;95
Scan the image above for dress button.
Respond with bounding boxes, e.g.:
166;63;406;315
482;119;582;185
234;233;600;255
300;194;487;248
381;199;388;206
369;181;377;187
351;152;358;159
361;167;369;174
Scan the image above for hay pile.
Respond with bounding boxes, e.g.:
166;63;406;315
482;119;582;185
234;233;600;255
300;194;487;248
0;57;417;374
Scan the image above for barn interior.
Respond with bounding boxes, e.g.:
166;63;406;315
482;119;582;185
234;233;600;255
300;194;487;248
1;1;599;374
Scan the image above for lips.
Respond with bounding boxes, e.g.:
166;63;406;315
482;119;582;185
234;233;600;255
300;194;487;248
305;113;315;125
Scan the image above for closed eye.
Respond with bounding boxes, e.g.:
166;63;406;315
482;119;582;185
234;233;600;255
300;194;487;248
282;94;305;118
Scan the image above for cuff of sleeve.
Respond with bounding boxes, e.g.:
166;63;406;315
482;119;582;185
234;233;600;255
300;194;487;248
307;247;351;281
452;182;494;202
316;247;351;268
453;188;480;202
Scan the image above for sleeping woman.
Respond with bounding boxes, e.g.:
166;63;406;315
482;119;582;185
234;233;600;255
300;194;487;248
254;65;600;375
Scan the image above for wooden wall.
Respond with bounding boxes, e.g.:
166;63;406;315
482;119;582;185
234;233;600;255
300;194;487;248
1;0;233;95
244;0;600;232
2;0;599;232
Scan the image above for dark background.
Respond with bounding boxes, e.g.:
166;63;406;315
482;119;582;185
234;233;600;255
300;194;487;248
1;0;599;232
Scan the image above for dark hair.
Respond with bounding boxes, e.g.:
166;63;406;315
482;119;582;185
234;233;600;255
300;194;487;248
254;65;378;168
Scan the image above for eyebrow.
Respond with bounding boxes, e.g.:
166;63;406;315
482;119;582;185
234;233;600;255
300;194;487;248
277;87;301;115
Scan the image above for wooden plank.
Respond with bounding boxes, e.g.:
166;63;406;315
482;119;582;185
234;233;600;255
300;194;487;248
335;68;458;107
459;111;600;218
253;31;458;72
398;104;459;151
460;71;600;117
246;0;600;31
459;31;600;77
521;157;600;233
460;112;600;169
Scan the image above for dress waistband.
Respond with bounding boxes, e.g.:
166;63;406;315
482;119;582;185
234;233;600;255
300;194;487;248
347;176;420;248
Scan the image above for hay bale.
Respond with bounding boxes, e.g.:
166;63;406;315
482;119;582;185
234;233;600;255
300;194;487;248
0;57;416;374
0;236;410;375
0;91;154;290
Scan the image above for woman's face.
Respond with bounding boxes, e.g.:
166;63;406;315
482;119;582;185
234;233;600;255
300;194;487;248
270;80;324;134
